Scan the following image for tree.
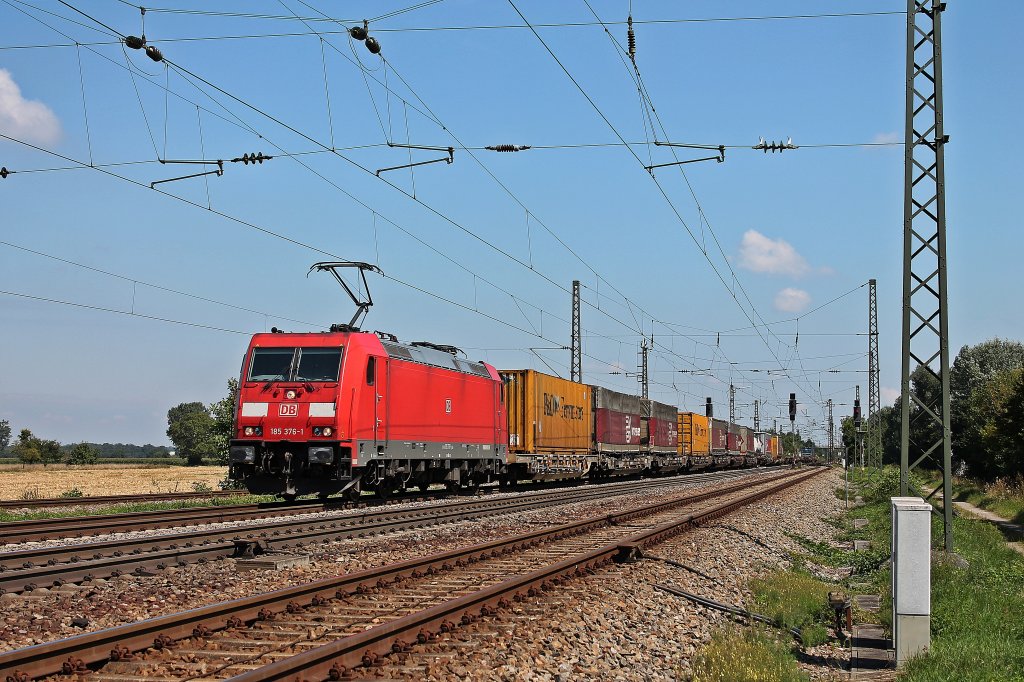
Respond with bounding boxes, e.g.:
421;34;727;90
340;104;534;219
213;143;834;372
993;371;1024;478
0;419;10;452
969;368;1024;479
950;339;1024;478
166;402;219;466
208;378;239;465
67;442;98;465
38;439;62;466
12;428;40;465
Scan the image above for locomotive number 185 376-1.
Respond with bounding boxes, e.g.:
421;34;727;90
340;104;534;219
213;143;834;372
269;428;304;436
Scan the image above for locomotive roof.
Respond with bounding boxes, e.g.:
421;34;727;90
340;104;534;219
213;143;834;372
249;330;491;377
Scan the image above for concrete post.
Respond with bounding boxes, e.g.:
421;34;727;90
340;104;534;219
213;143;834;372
891;496;931;664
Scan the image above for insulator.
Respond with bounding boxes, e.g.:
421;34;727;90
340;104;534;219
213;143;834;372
365;37;381;54
627;15;636;61
485;144;531;152
350;25;368;40
0;167;9;179
124;35;145;50
145;45;163;62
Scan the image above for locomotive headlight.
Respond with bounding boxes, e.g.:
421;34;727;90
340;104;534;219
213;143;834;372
285;389;297;400
254;426;263;436
244;426;255;437
313;427;322;436
322;427;333;437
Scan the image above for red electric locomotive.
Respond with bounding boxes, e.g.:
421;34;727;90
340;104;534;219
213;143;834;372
228;329;507;499
228;263;507;499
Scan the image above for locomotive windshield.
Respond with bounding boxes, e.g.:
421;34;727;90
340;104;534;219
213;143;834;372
247;347;342;383
294;348;343;382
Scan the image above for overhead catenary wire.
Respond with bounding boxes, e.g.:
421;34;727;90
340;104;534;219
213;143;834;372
6;1;872;419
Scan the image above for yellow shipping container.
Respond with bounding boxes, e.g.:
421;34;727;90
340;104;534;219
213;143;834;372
679;412;711;456
500;370;591;456
771;435;781;461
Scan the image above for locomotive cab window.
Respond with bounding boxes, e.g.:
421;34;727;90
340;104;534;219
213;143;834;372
248;347;296;382
366;356;376;385
295;347;343;382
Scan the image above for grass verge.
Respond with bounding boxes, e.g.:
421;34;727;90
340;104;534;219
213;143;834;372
844;467;1024;680
0;494;275;523
688;627;809;682
750;570;833;647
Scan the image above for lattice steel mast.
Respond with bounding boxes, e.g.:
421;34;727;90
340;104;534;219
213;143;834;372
639;339;649;400
868;279;882;468
570;280;582;383
900;0;952;551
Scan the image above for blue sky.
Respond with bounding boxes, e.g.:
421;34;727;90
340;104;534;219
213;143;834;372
0;1;1019;446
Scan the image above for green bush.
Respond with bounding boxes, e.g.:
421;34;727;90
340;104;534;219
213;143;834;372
59;487;84;498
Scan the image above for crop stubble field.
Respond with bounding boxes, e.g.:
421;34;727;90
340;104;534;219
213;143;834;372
0;464;227;500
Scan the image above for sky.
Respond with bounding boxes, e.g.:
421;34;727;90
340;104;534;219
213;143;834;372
0;0;1020;447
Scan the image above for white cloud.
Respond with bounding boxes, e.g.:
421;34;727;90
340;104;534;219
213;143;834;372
881;386;901;406
0;69;61;145
871;131;901;145
738;230;811;277
773;287;811;313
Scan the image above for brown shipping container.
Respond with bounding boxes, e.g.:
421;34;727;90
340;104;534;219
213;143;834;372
500;370;591;456
771;435;781;460
679;412;710;456
648;400;678;452
712;419;729;452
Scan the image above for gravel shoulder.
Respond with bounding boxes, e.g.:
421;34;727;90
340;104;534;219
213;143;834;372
348;467;848;681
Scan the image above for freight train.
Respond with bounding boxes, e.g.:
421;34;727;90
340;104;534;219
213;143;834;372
228;328;785;499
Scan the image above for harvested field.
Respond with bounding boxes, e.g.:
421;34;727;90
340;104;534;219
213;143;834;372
0;464;227;500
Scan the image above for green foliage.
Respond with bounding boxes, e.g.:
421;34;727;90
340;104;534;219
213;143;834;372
208;378;239;465
951;338;1024;478
0;419;10;451
96;457;188;465
191;481;213;493
13;428;41;465
11;428;61;466
59;487;84;498
59;442;174;458
688;627;808;682
750;570;833;645
38;438;62;466
166;402;219;466
66;442;98;465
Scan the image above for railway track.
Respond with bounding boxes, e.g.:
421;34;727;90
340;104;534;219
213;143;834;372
0;469;779;596
0;468;778;544
0;467;823;681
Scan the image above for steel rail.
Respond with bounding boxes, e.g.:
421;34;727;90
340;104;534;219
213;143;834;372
0;467;773;543
0;498;341;545
0;467;819;680
0;470;781;595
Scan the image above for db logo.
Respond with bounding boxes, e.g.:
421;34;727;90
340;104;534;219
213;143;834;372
279;403;299;417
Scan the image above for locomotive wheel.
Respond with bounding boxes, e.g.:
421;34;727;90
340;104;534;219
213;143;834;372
344;487;361;503
417;482;430;493
281;493;297;502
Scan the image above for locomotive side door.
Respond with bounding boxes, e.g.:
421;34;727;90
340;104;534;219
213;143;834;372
372;355;389;451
